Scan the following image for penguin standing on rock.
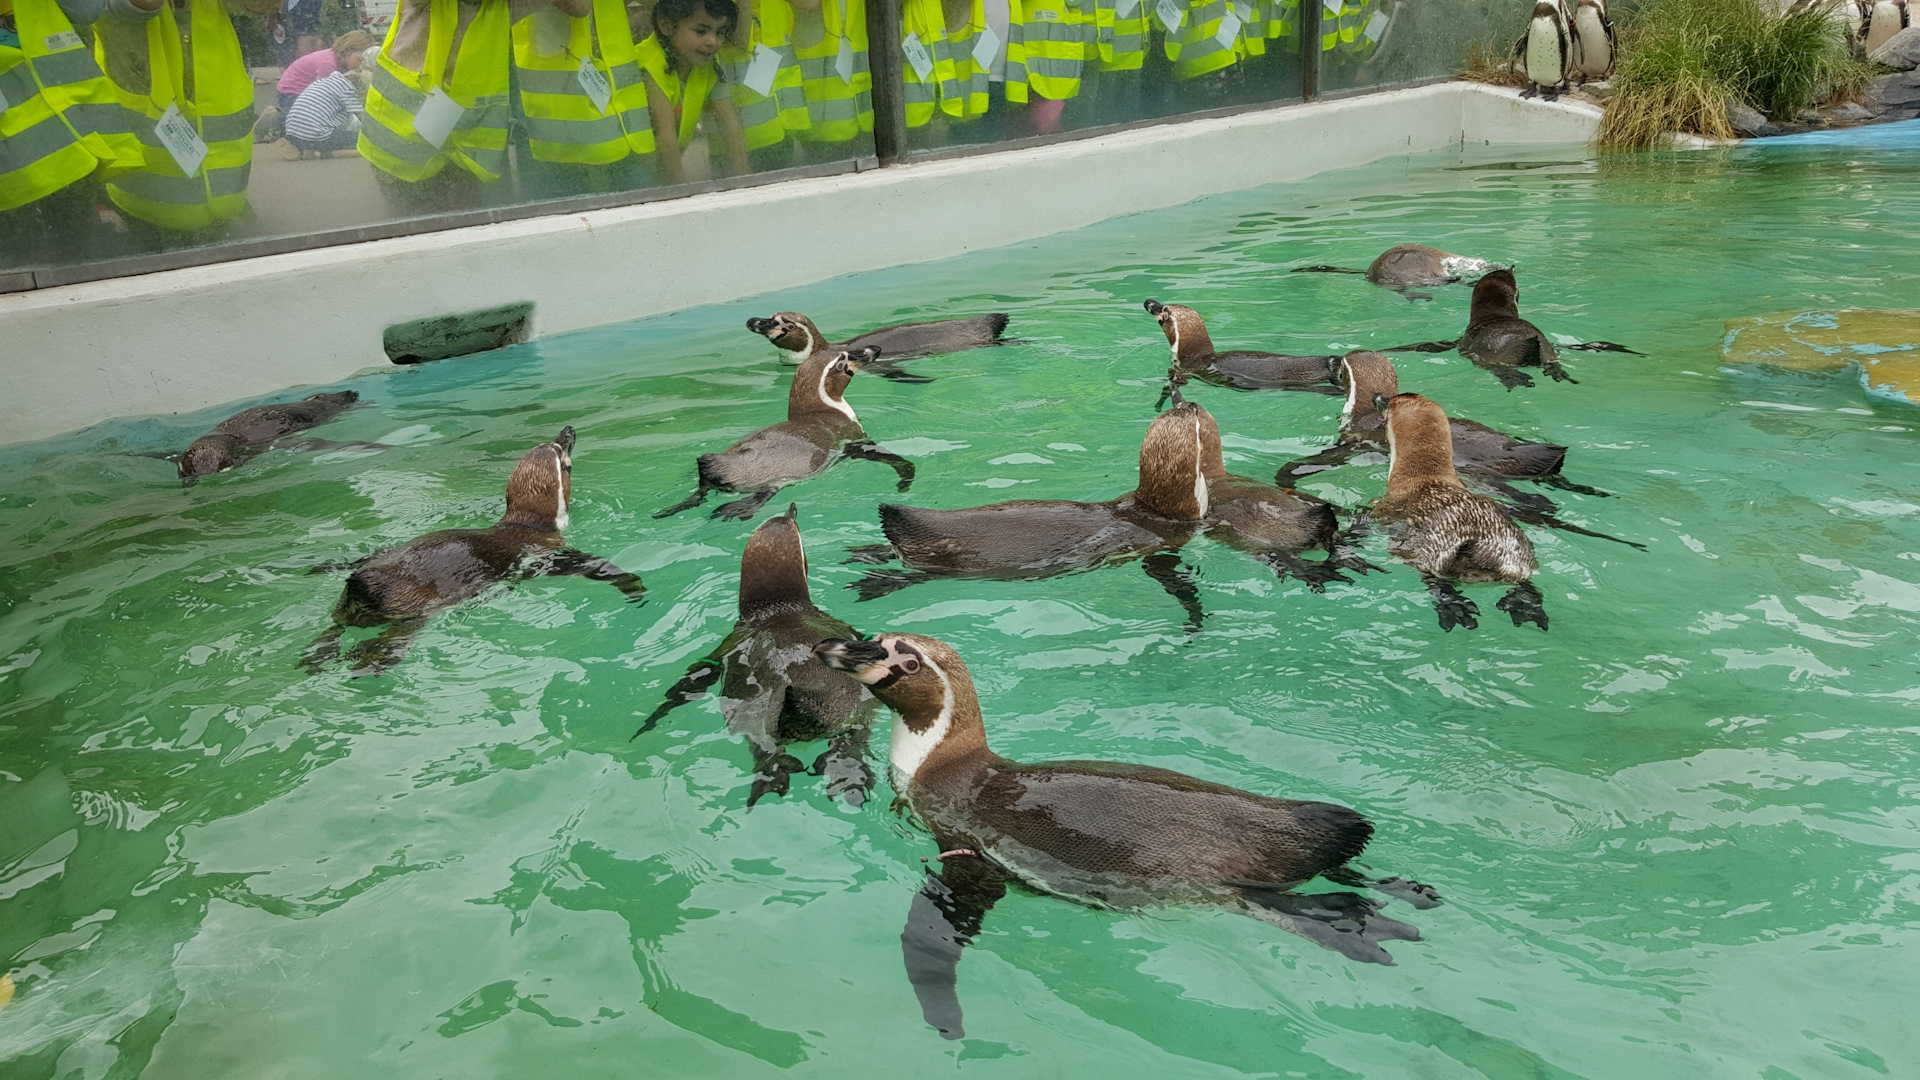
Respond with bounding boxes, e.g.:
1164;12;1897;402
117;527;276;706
1516;0;1572;101
1570;0;1614;80
636;506;878;807
813;632;1440;1040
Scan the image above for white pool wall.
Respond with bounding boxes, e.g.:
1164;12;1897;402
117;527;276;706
0;83;1599;448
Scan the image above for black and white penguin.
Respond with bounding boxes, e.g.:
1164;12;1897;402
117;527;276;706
813;632;1439;1039
635;505;878;806
175;391;365;482
846;402;1213;628
655;347;916;521
1142;300;1340;407
1864;0;1907;54
302;427;643;676
1369;393;1546;631
1289;244;1505;300
745;311;1011;383
1516;0;1571;100
1388;269;1640;391
1569;0;1614;80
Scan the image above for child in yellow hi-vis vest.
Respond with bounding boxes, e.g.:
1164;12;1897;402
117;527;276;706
634;0;750;185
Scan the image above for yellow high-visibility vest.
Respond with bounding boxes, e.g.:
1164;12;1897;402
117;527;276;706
1261;0;1296;42
97;0;253;230
721;0;806;150
898;0;955;128
938;0;989;119
0;0;116;211
1164;0;1254;80
1322;0;1375;53
512;0;646;164
1005;0;1086;103
360;0;512;182
631;32;716;154
1091;0;1145;71
791;0;870;144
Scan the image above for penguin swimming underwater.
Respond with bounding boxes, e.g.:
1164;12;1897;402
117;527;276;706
654;347;917;521
845;402;1214;629
173;392;368;482
1387;269;1641;391
1142;300;1340;408
1569;0;1614;80
746;311;1011;383
303;427;644;676
813;632;1440;1040
1289;244;1506;300
1367;394;1547;631
635;505;879;806
1516;0;1572;101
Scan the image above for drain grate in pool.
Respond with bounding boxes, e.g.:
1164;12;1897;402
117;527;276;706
382;303;535;365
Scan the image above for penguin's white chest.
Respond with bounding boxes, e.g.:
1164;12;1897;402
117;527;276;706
1526;18;1565;87
1865;0;1901;52
1572;9;1609;75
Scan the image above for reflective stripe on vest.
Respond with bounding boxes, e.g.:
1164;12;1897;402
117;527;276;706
512;0;644;164
1092;0;1145;71
898;0;955;127
1167;0;1242;79
1262;0;1296;38
9;0;126;172
723;0;805;148
791;0;871;143
102;0;254;230
359;0;512;182
939;0;991;120
631;33;716;154
1005;0;1085;103
0;0;112;212
1323;0;1372;51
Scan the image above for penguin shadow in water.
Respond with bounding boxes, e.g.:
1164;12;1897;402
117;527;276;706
655;348;917;522
845;402;1215;631
303;427;644;676
745;310;1013;384
1386;269;1641;390
813;633;1442;1041
1141;300;1341;409
142;392;388;485
1360;394;1556;631
1289;243;1507;302
1280;351;1645;550
634;505;879;807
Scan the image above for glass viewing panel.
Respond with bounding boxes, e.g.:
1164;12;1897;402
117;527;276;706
1317;0;1512;94
0;0;875;280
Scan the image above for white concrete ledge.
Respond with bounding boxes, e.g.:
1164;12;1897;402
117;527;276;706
0;81;1597;447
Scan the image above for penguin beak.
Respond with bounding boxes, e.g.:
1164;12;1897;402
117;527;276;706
1143;299;1165;316
552;426;576;455
1372;393;1392;414
846;347;882;368
746;316;777;335
814;639;892;683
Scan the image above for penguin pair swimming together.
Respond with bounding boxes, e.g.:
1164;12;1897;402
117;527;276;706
747;310;1011;383
1516;0;1613;99
1143;300;1340;407
655;348;917;521
171;391;373;483
1290;243;1507;300
637;506;878;807
848;400;1373;628
1390;268;1641;390
303;427;644;676
813;632;1440;1039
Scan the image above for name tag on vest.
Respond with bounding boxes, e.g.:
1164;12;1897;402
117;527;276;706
901;32;934;81
1114;0;1140;19
153;103;209;178
1155;0;1183;33
44;30;84;51
576;56;613;114
1322;0;1341;15
1232;2;1253;24
1363;10;1388;40
1215;8;1241;46
413;86;466;150
970;22;1001;70
1030;7;1058;20
835;37;855;83
743;42;781;96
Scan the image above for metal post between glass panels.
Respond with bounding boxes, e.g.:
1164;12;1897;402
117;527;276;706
867;0;910;166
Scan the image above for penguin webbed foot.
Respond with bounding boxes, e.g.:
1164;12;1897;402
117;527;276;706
1321;864;1445;910
1423;575;1479;632
1534;472;1612;499
546;548;646;601
903;857;1010;1040
714;490;777;520
1561;340;1643;355
345;620;426;677
849;568;931;602
1240;888;1421;966
747;751;808;807
1519;84;1539;100
1393;288;1435;302
846;441;916;492
811;728;875;807
844;543;898;565
1141;552;1205;634
299;624;347;673
1256;550;1350;593
1488;366;1537;391
1545;364;1579;385
1276;443;1357;486
654;486;713;519
1496;581;1549;631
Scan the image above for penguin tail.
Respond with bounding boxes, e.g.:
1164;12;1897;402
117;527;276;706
1300;802;1376;868
1290;265;1366;275
985;313;1011;339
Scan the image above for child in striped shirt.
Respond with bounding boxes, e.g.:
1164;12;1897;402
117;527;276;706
282;64;368;158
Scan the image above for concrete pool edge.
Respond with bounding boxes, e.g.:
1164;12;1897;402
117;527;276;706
0;82;1600;449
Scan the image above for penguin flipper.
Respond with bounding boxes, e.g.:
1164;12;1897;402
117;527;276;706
1382;339;1460;354
845;440;917;492
1276;442;1360;485
1289;265;1367;275
633;656;724;737
1496;582;1549;631
654;484;714;518
1561;340;1643;355
1421;574;1480;631
903;858;1010;1040
1502;503;1646;549
865;361;937;384
1141;552;1205;633
1239;888;1421;966
849;568;933;602
345;618;428;677
714;490;777;521
308;554;374;575
1532;472;1612;499
844;543;899;565
544;548;646;601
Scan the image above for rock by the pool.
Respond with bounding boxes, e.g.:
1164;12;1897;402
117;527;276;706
1722;309;1920;403
1869;26;1920;71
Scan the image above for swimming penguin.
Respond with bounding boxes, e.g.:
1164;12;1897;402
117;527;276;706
1185;393;1381;588
1142;300;1340;408
1289;244;1505;300
813;632;1440;1039
173;391;366;482
635;505;878;806
746;311;1011;383
1388;269;1640;391
1569;0;1614;80
302;427;643;676
1368;394;1546;631
846;402;1213;629
654;347;917;521
1515;0;1571;100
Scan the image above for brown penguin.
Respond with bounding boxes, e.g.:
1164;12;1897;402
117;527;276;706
635;505;879;806
813;632;1439;1040
846;402;1214;628
654;347;916;521
1290;244;1505;299
175;391;366;482
1388;269;1641;390
746;311;1011;383
1143;300;1340;407
302;427;643;676
1369;394;1546;631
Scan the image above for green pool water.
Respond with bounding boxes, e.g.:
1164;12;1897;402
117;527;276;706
3;134;1918;1080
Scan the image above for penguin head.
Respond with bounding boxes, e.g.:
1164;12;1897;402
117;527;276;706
824;348;877;400
178;433;242;482
1469;268;1521;320
816;633;983;776
789;348;875;423
1338;351;1399;422
739;504;812;617
1144;301;1210;358
304;390;360;407
1380;393;1459;488
501;426;574;531
747;312;825;358
1135;401;1212;520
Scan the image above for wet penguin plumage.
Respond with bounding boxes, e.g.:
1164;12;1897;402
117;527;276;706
1143;300;1340;406
1289;244;1504;298
655;348;917;521
1569;0;1614;79
1517;0;1572;100
303;427;644;675
637;506;879;806
746;311;1011;382
176;391;362;481
813;632;1437;1039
